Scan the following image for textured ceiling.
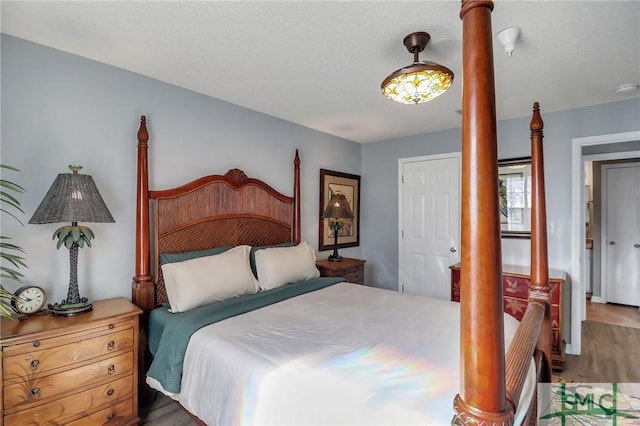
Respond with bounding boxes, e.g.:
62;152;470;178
2;1;639;143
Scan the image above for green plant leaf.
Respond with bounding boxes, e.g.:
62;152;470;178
0;164;27;318
1;266;25;280
0;179;25;193
0;253;27;269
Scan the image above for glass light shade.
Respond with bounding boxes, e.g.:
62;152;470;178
381;62;454;105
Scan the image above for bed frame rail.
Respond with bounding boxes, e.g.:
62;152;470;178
505;301;545;410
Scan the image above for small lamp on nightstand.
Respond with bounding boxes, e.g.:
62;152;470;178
322;192;353;262
29;166;115;316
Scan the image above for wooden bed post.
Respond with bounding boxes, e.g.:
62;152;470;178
454;0;513;424
132;115;156;407
293;149;301;243
132;115;154;313
528;102;552;381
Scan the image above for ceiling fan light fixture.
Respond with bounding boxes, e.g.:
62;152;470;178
381;32;454;105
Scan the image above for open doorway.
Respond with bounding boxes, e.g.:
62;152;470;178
590;160;640;306
570;131;640;355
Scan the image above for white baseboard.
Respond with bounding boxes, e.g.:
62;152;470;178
565;343;578;356
590;296;605;303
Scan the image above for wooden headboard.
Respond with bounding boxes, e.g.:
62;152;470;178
131;116;301;313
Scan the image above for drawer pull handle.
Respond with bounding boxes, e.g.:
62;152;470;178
109;323;115;330
108;364;115;374
30;359;40;370
107;412;115;421
31;387;40;398
33;341;40;348
107;340;115;350
107;388;115;396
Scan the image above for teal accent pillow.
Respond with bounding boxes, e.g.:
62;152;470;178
250;242;296;278
160;245;234;265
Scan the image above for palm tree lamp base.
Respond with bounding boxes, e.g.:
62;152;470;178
49;299;93;316
328;225;344;262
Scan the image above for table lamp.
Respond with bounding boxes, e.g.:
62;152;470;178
29;165;114;316
322;192;354;262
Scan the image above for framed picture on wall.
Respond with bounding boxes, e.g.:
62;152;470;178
498;157;532;238
319;169;360;251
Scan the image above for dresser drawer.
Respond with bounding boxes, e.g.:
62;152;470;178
3;375;133;424
4;351;134;410
343;268;364;284
2;319;134;358
3;328;134;381
66;399;134;426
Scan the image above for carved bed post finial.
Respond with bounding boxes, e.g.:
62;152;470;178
530;102;543;132
454;0;514;424
293;149;301;243
138;115;148;145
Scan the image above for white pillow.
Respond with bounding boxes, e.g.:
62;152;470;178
254;241;320;290
161;245;259;313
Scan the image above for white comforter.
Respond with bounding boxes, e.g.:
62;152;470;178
147;283;535;425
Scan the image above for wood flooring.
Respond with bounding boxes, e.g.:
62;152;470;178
557;300;640;384
139;393;194;425
139;301;640;424
586;300;640;329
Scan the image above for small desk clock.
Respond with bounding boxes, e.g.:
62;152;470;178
12;285;47;315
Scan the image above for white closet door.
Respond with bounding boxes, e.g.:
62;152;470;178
400;155;460;300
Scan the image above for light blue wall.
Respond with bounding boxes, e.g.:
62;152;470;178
1;35;362;304
3;34;639;306
361;98;640;290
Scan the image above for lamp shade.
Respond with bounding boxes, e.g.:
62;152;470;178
381;32;454;105
322;193;354;219
29;169;114;224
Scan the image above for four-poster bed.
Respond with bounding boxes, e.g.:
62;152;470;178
132;1;552;424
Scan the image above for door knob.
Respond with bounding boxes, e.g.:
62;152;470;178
609;241;616;245
450;247;457;253
634;243;640;248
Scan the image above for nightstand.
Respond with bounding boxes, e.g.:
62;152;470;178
316;257;366;285
1;297;142;425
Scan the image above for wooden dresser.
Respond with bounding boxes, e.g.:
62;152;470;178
450;264;567;371
1;297;142;425
316;258;366;285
